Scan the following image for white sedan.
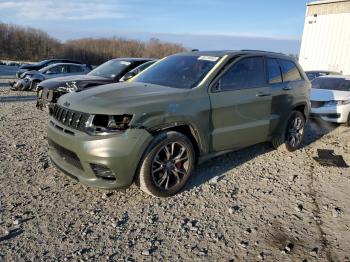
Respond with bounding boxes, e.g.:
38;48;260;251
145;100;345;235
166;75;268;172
310;75;350;126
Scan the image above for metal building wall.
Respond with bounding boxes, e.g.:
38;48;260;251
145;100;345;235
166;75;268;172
299;1;350;74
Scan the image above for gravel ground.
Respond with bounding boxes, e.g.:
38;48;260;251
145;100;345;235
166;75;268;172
0;89;350;261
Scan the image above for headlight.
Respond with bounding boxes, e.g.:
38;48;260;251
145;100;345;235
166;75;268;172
338;99;350;105
66;82;78;92
57;86;69;92
85;114;133;135
324;100;350;107
57;82;78;93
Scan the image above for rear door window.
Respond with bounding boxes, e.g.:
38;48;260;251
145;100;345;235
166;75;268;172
278;59;302;82
220;57;266;91
267;58;282;84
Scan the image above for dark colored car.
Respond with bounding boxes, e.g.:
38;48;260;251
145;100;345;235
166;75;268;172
47;50;310;197
305;70;341;81
36;58;154;111
16;59;85;78
12;63;91;91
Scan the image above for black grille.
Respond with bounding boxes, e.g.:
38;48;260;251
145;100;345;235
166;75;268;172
41;88;50;100
41;88;62;103
48;139;83;170
311;100;326;108
51;105;90;132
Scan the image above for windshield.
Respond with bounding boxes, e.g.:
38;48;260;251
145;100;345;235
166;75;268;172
38;64;53;73
132;55;221;89
312;77;350;91
88;60;131;79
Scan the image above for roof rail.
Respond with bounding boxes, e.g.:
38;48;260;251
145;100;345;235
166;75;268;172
240;49;284;55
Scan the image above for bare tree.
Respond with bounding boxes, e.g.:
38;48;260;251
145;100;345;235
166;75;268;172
0;22;187;65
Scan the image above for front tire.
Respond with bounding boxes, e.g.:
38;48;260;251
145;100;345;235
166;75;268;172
272;111;305;152
136;131;195;197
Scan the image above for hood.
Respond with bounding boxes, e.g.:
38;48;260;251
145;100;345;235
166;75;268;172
57;82;190;115
311;88;350;101
19;64;40;70
22;70;40;76
39;74;112;90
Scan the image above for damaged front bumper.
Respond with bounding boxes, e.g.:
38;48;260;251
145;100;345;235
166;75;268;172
36;88;57;113
47;117;153;189
10;79;30;90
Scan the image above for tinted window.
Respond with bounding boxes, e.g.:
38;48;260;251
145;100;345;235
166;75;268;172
133;55;220;89
48;65;67;74
279;59;302;82
48;65;59;73
69;65;83;73
312;78;350;91
120;61;155;81
88;60;132;79
306;72;316;80
267;58;282;84
135;61;155;73
220;57;265;91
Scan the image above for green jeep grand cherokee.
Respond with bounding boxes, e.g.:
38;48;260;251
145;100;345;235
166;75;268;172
47;50;311;197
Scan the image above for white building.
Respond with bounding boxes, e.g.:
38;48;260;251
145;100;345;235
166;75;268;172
299;0;350;74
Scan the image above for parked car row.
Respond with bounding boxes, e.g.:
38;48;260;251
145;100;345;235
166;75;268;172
36;58;155;111
15;58;85;78
45;50;311;197
11;63;92;91
9;59;92;91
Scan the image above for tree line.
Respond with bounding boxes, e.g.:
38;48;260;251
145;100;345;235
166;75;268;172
0;23;187;65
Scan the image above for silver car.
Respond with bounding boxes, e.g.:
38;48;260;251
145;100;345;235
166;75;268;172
12;63;91;91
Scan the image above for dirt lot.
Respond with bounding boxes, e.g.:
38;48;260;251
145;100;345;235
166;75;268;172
0;88;349;261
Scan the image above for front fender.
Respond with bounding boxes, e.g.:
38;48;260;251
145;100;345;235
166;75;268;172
130;92;211;155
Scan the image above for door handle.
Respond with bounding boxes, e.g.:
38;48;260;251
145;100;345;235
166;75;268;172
256;92;271;97
283;86;292;91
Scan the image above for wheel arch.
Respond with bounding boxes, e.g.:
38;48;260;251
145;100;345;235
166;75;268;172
148;123;204;161
293;102;309;119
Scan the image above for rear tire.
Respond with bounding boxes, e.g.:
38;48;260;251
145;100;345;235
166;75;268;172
272;110;305;152
136;131;195;197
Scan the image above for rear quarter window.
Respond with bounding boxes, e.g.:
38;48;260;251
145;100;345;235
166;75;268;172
69;65;83;73
278;59;302;82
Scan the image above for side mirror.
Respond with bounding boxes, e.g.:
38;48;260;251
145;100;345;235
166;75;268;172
123;72;136;81
46;70;53;74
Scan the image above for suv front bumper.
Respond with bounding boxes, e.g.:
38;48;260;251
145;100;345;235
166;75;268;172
47;118;153;189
